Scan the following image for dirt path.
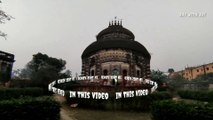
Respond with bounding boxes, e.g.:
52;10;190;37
53;95;76;120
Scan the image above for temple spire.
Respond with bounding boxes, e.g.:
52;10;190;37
120;19;122;26
109;17;123;26
114;16;117;25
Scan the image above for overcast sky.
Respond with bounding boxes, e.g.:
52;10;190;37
1;0;212;74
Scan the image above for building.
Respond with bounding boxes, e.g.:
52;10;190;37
81;20;151;85
0;50;15;83
170;62;213;80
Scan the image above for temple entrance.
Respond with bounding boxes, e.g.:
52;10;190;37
122;69;127;86
112;69;119;75
103;69;108;75
112;69;119;85
103;69;108;85
91;70;95;76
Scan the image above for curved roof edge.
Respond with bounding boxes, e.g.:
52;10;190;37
81;40;151;59
96;25;135;41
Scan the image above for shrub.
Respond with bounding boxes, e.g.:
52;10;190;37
149;91;172;100
178;90;213;102
0;87;44;100
0;96;60;120
151;100;213;120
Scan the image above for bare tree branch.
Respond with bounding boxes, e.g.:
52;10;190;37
0;1;13;39
0;30;7;39
0;10;12;23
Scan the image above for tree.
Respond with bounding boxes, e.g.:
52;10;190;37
151;70;167;85
0;0;13;39
23;52;67;87
151;70;168;91
59;70;72;78
168;68;174;74
167;74;187;89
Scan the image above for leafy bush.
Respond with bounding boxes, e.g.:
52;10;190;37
149;91;172;100
178;90;213;102
0;96;60;120
0;87;44;100
151;100;213;120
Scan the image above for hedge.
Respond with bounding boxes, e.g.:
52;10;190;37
0;96;60;120
65;91;172;111
0;87;44;100
151;100;213;120
178;90;213;102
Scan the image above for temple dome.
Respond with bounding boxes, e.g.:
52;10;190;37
81;21;150;59
96;23;135;41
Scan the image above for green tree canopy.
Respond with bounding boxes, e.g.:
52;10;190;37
21;53;67;87
168;68;174;74
151;70;167;85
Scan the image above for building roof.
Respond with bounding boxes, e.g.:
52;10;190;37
81;21;151;59
0;50;15;62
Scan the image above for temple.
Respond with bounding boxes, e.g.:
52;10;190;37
81;20;151;86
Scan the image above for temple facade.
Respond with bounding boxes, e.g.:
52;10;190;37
81;20;151;81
